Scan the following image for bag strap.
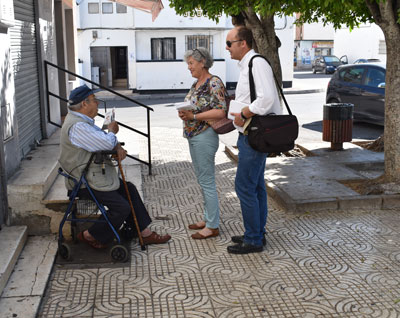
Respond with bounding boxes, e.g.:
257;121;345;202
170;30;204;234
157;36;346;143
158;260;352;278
248;55;292;115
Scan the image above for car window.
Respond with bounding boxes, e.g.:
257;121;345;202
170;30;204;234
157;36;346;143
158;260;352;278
324;56;340;63
339;67;365;84
364;67;385;87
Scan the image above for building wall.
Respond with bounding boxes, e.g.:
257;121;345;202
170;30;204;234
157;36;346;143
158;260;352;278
0;23;20;177
37;0;61;136
334;23;386;64
135;29;226;60
276;15;295;87
301;22;334;40
294;21;335;70
136;60;226;90
77;0;294;90
133;2;226;28
78;29;137;88
79;0;134;29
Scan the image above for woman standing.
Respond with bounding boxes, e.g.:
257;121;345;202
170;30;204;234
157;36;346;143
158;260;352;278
179;47;227;239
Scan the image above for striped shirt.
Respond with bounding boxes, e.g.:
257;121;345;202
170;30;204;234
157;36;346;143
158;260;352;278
68;111;118;152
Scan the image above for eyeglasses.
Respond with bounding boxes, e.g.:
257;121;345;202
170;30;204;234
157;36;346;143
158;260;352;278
226;40;243;48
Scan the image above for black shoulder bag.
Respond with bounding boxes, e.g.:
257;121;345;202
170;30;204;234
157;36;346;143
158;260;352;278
247;55;299;154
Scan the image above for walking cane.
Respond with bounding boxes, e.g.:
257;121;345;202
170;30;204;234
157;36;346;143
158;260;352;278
117;156;146;251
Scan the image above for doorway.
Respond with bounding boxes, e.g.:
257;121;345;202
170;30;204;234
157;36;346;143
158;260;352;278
111;47;128;89
90;46;128;89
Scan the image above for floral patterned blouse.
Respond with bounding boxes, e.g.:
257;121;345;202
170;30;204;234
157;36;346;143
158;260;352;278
182;76;227;138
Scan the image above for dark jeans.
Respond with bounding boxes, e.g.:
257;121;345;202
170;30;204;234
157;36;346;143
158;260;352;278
235;134;268;246
85;179;152;244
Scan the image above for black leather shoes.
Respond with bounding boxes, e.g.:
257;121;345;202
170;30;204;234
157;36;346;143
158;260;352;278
227;242;263;254
231;235;267;246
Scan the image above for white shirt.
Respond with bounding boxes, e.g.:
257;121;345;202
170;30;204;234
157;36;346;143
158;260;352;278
234;49;282;132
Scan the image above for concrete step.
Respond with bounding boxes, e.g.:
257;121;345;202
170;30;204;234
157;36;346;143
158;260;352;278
0;234;57;318
7;130;61;235
0;225;28;297
113;78;128;88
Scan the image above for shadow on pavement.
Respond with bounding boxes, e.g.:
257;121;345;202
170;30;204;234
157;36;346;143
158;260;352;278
302;121;383;140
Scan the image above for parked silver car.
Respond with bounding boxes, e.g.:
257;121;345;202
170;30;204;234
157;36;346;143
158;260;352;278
354;58;381;64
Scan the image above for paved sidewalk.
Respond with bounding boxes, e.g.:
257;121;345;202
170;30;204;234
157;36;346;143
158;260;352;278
37;127;400;317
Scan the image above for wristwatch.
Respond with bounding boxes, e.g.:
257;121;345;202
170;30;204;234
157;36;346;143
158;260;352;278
240;111;248;121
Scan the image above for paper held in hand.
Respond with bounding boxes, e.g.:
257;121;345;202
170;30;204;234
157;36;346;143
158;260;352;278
228;100;247;120
175;101;194;111
102;108;115;130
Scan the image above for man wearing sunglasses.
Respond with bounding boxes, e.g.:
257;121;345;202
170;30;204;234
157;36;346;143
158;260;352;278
225;26;281;254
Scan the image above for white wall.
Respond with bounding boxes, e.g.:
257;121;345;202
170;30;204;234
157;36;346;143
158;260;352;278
78;29;137;88
135;30;225;60
79;0;134;29
334;23;386;64
134;2;228;28
277;15;295;86
224;15;294;86
136;60;225;90
302;22;334;40
0;26;20;174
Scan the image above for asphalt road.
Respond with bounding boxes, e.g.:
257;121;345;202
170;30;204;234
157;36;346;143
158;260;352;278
99;92;382;148
97;72;383;148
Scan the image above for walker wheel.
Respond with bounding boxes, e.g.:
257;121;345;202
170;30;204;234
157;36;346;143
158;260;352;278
110;245;129;262
59;243;71;261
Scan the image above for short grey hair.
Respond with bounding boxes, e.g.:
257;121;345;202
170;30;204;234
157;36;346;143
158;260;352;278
184;47;213;69
68;102;83;111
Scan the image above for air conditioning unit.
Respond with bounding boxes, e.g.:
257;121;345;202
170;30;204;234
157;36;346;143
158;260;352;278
0;0;15;28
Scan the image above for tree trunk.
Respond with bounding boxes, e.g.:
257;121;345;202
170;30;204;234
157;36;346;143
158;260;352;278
383;37;400;182
241;7;283;86
370;1;400;182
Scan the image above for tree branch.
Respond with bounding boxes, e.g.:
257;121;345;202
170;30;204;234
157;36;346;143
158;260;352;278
365;0;383;24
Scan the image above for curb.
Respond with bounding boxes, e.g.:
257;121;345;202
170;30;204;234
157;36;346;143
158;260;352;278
224;144;400;212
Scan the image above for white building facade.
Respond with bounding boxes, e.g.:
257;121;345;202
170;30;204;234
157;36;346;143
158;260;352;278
333;23;386;64
294;18;335;70
77;0;295;90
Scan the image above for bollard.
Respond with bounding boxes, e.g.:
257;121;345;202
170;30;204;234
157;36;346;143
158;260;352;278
322;103;354;150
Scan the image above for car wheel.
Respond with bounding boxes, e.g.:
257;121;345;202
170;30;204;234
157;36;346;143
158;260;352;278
324;67;329;74
312;67;316;74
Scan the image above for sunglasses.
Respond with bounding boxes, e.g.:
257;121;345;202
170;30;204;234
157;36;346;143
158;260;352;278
226;40;243;48
193;48;206;59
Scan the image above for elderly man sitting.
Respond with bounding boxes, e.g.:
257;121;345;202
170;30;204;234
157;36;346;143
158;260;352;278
59;84;171;249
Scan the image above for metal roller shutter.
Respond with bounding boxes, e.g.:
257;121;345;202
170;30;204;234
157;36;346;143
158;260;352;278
9;0;42;158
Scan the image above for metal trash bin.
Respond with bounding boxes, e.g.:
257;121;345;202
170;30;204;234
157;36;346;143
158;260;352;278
322;103;353;150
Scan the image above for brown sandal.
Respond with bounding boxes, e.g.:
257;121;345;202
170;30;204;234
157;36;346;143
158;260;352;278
191;228;219;240
188;223;206;230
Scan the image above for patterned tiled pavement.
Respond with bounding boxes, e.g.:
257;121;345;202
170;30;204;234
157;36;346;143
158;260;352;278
38;128;400;318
